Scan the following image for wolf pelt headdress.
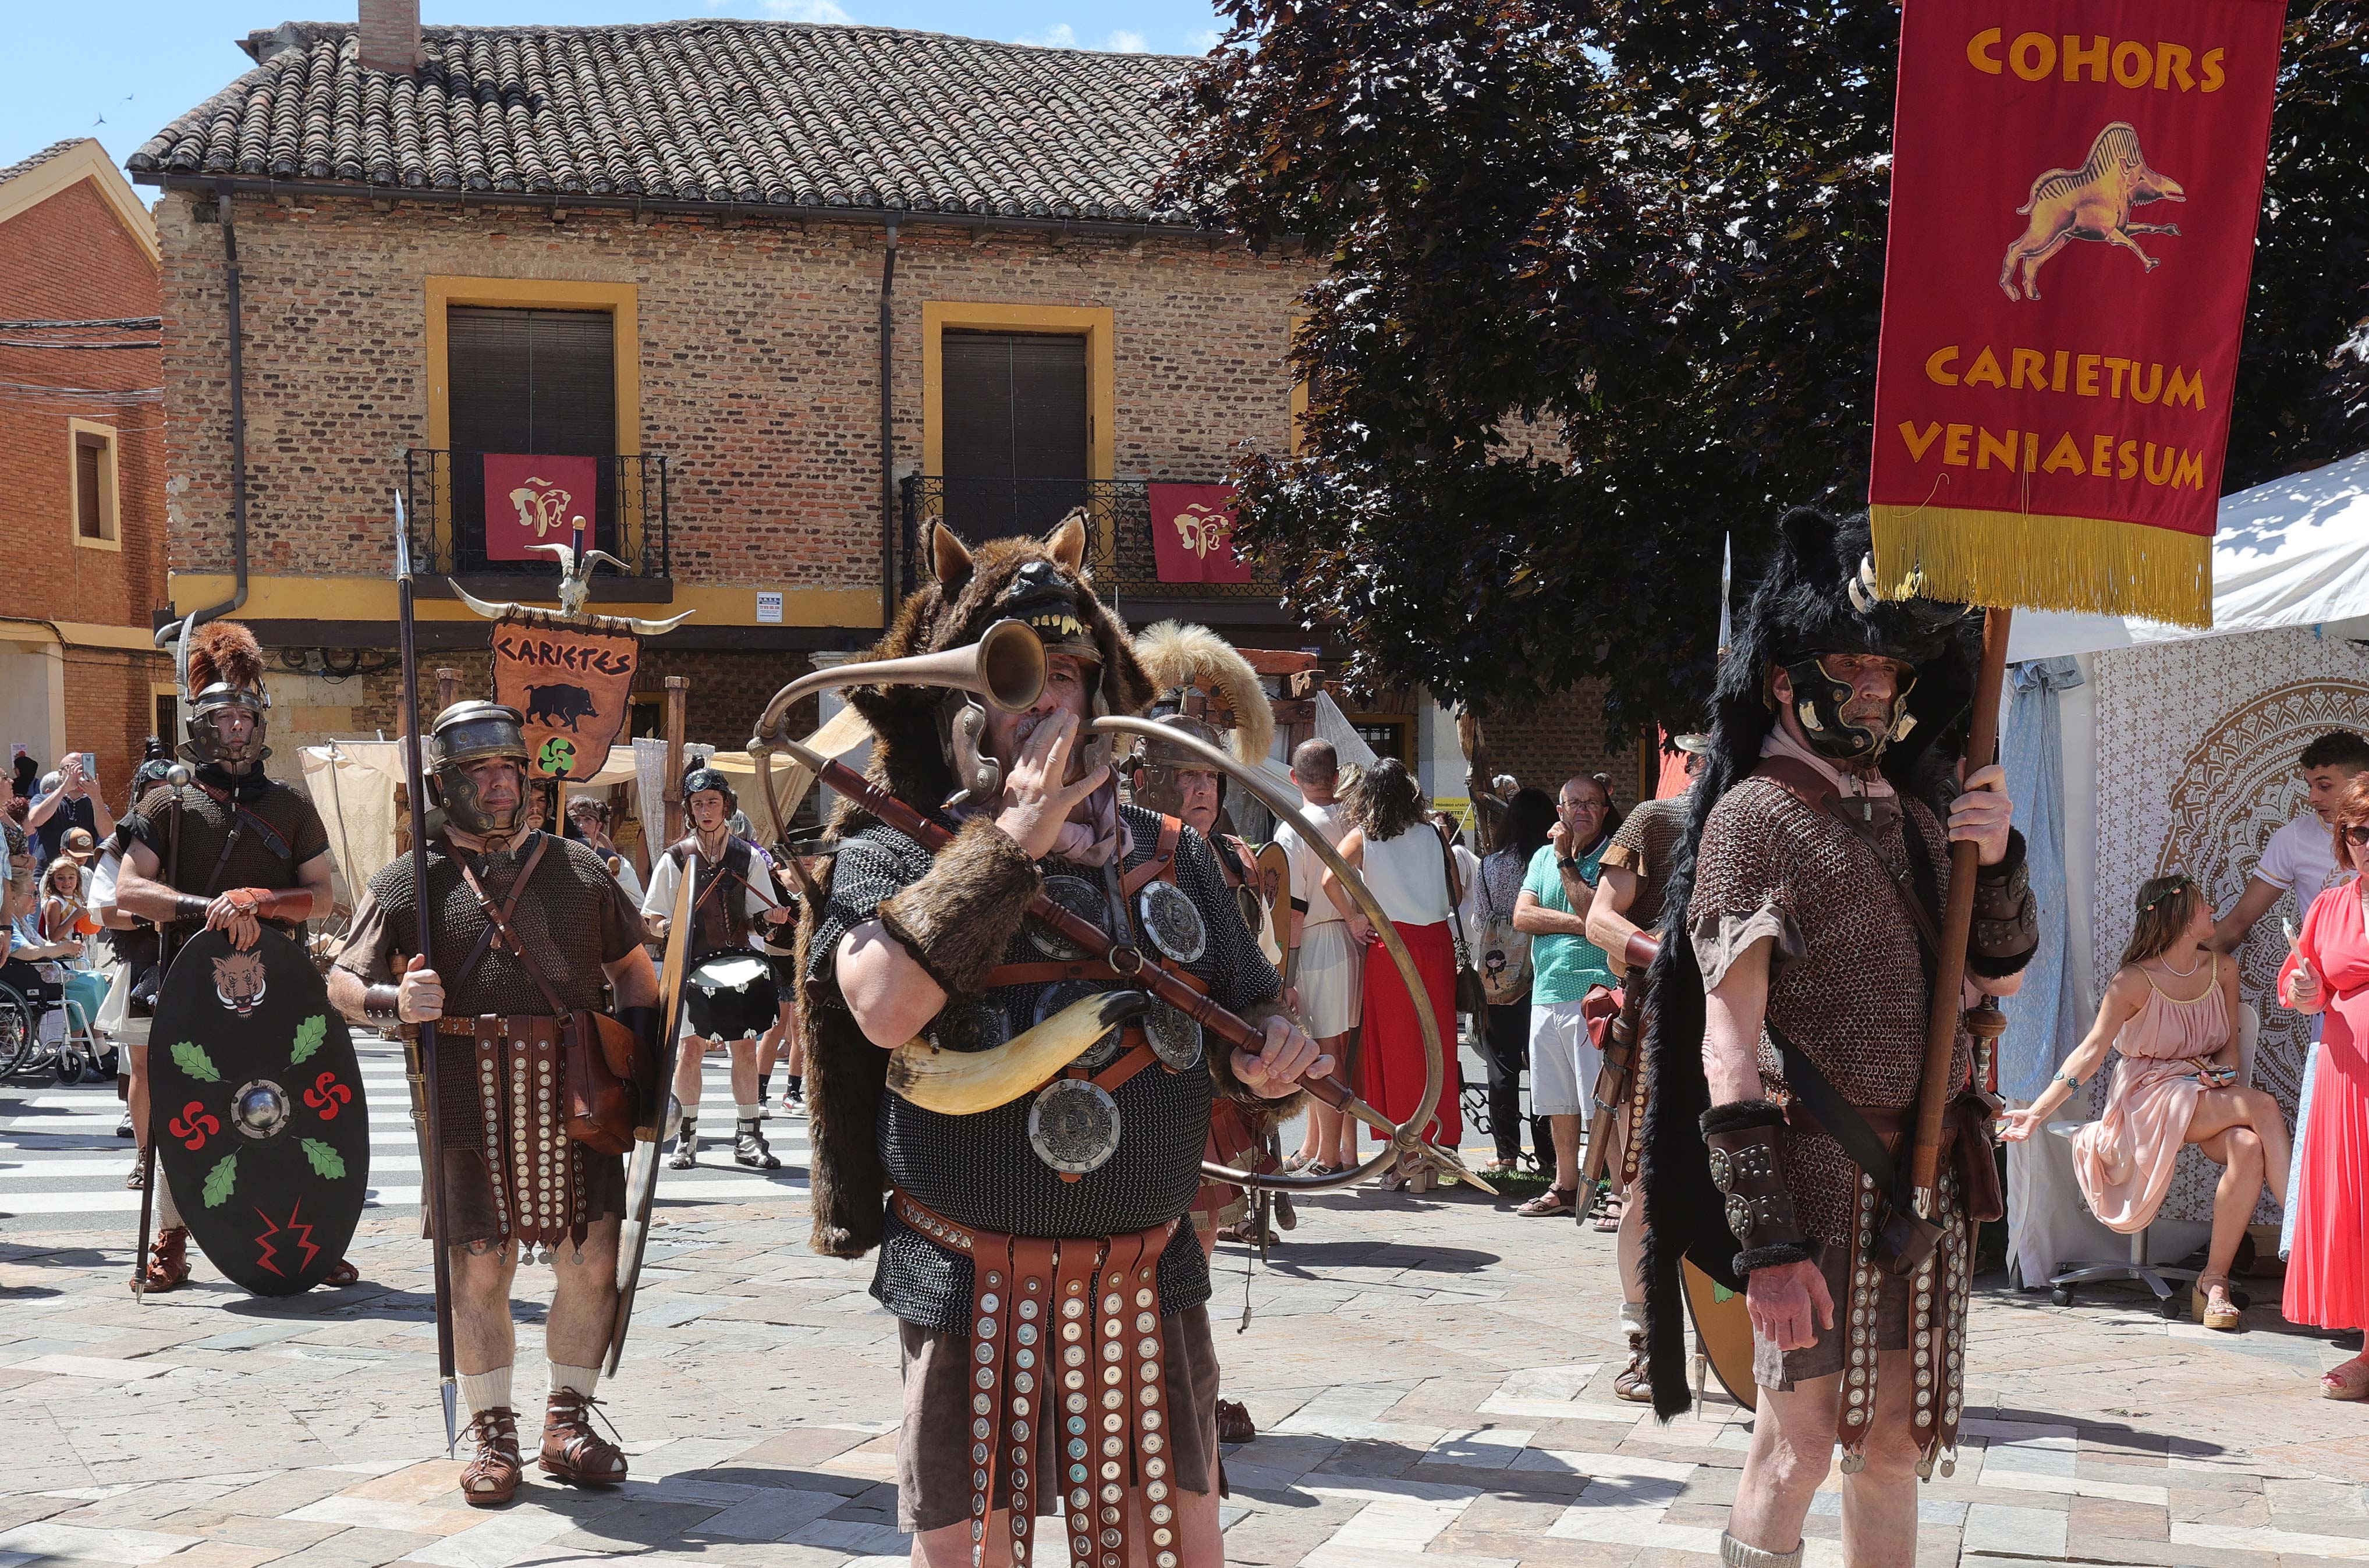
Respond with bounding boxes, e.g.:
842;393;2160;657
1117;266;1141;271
1638;507;1979;1417
797;513;1155;1258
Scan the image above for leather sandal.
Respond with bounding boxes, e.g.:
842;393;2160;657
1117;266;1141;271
140;1226;191;1293
321;1258;361;1288
1516;1187;1577;1218
540;1389;629;1487
460;1407;523;1507
1614;1331;1654;1403
1214;1397;1257;1444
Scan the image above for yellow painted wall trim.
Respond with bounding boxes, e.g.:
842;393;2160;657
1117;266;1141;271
66;418;123;552
424;275;643;566
168;574;877;630
0;141;159;265
0;618;166;654
921;301;1116;567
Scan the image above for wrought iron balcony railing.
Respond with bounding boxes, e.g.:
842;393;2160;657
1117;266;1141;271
898;476;1274;600
403;449;671;584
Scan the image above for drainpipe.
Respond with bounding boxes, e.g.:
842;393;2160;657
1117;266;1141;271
158;177;251;652
878;218;898;638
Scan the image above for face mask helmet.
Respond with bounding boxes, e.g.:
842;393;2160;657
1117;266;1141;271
1764;545;1964;767
430;701;532;838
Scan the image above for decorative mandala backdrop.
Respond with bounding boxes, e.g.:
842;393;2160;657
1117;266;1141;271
2094;633;2369;1225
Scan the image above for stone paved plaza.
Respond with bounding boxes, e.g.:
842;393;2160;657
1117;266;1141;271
2;1047;2367;1568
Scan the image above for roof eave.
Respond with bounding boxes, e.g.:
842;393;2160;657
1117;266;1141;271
134;171;1244;244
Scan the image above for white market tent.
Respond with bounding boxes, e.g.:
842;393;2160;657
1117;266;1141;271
2000;448;2369;1287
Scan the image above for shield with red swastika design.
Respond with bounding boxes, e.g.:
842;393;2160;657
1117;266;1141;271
150;928;370;1296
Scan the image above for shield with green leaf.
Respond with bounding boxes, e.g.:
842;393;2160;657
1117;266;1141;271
149;927;370;1296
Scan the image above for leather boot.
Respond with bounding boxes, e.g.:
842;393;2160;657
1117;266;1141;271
141;1226;190;1293
459;1407;523;1507
669;1116;697;1170
734;1116;779;1170
540;1389;628;1487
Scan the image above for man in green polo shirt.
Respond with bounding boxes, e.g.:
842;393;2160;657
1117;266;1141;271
1511;774;1619;1217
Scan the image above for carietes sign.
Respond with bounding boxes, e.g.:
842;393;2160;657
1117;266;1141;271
489;610;637;779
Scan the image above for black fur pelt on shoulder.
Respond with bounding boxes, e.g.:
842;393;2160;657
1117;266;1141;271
1639;506;1978;1419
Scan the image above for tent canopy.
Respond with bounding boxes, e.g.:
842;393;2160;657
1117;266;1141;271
2008;450;2369;661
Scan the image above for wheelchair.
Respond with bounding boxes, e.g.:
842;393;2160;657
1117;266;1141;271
0;959;112;1085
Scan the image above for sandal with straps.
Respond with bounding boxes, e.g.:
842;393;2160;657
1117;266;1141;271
1516;1187;1577;1218
540;1389;629;1487
2324;1353;2369;1402
2193;1274;2241;1332
139;1226;190;1294
459;1407;523;1507
1613;1331;1654;1403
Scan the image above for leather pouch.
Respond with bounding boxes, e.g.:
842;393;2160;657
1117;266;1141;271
562;1010;638;1154
1949;1091;2005;1223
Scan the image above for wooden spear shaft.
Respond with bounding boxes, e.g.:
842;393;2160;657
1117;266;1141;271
1910;605;2012;1197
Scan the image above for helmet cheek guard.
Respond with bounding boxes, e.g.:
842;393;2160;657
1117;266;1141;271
430;701;532;838
182;686;270;768
1779;655;1918;765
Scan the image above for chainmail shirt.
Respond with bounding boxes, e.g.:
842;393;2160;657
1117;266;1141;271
1687;776;1969;1248
1602;794;1690;932
126;776;331;944
334;831;646;1126
808;803;1282;1332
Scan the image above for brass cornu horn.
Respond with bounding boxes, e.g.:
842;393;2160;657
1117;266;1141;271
743;618;1046;847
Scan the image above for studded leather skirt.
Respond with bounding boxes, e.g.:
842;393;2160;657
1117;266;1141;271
430;1013;625;1251
887;1193;1220;1554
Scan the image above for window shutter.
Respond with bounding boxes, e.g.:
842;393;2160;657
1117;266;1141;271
940;331;1088;541
446;307;617;456
75;436;104;539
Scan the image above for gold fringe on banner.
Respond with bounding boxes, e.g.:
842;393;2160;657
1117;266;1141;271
1869;504;2213;627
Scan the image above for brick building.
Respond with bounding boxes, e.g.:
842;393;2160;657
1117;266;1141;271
129;12;1629;827
0;140;176;810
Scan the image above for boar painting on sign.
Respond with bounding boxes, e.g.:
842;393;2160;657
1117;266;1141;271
482;455;598;564
1148;484;1256;585
1868;0;2288;627
490;612;637;779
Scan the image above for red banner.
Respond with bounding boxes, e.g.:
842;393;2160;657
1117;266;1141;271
1147;484;1254;584
1869;0;2287;626
481;454;597;563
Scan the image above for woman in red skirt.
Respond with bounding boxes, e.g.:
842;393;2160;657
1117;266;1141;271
1320;758;1464;1191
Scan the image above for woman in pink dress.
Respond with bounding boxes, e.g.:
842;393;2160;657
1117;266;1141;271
2279;776;2369;1395
2002;873;2287;1332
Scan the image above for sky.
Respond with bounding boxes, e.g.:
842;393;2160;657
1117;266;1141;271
0;0;1235;182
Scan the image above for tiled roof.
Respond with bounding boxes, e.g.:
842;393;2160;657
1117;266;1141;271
0;139;93;189
128;20;1205;226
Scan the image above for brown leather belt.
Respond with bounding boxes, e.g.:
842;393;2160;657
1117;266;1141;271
893;1193;1184;1568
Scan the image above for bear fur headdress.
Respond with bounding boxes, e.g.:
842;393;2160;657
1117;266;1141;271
1637;506;1980;1417
802;512;1157;1258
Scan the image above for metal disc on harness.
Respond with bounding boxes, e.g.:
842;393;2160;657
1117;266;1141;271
1142;1002;1204;1072
1034;979;1121;1070
1028;1077;1122;1175
1136;880;1206;964
929;998;1011;1055
1027;875;1107;960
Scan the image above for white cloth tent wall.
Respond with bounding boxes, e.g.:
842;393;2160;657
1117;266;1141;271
2000;450;2369;1288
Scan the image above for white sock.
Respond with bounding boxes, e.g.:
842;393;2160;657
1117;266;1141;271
155;1180;182;1231
1619;1300;1647;1338
548;1360;600;1399
735;1102;761;1123
459;1365;514;1416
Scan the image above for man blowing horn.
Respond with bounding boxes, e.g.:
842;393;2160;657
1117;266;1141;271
797;515;1328;1567
1640;508;2037;1568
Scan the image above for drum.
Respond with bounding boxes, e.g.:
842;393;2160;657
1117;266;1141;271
682;950;779;1042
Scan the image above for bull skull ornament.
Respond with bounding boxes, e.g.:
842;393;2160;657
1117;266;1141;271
448;542;695;636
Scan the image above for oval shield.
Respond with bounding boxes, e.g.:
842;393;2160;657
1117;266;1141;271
150;927;370;1296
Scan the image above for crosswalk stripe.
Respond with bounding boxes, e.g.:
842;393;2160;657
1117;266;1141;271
0;1037;813;1224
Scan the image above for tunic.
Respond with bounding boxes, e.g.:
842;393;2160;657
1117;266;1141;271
333;831;647;1244
1602;794;1689;935
125;772;331;943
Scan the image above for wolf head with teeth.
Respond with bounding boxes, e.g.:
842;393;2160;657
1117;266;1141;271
835;510;1154;820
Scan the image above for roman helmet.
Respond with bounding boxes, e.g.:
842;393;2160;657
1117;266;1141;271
1126;711;1228;820
1123;620;1277;823
429;701;532;839
175;620;271;769
683;765;737;817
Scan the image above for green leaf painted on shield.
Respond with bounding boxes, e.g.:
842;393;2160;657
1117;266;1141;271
289;1014;327;1066
1713;1283;1736;1304
201;1151;237;1208
300;1138;346;1180
170;1041;219;1083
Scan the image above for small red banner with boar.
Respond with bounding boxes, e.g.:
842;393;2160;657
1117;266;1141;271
1868;0;2287;626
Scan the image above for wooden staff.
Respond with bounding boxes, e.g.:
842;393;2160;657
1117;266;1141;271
1910;606;2012;1197
661;677;688;843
